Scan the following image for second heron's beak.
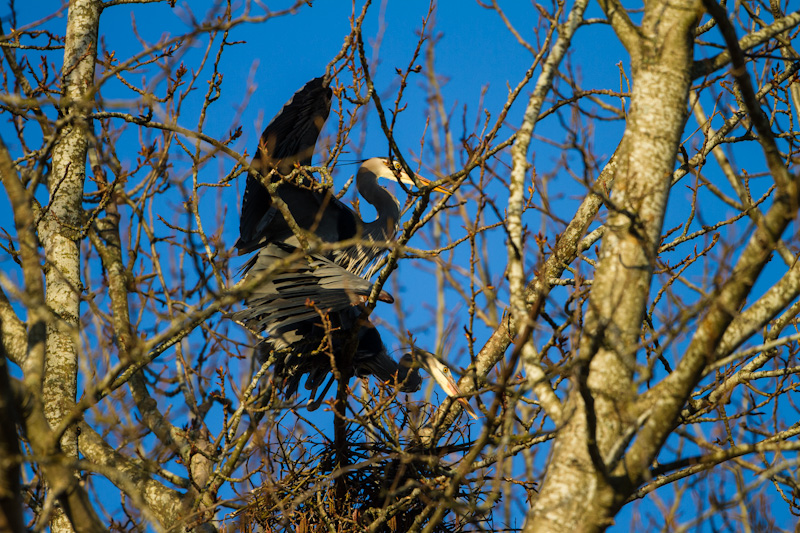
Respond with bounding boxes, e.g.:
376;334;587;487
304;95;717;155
413;350;479;419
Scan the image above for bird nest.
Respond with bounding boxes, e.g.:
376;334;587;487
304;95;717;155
228;391;490;533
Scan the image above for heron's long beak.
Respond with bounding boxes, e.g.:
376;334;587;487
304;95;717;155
418;353;478;419
414;174;451;195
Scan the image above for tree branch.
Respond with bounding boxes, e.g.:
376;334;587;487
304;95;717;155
691;9;800;79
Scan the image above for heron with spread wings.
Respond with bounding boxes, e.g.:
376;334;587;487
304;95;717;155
232;76;475;416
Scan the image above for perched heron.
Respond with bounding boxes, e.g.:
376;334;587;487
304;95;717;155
233;76;475;417
236;77;448;277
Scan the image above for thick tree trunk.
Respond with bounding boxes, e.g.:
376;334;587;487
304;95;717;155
523;2;701;531
41;1;100;531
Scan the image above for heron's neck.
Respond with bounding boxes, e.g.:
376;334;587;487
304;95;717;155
357;171;400;240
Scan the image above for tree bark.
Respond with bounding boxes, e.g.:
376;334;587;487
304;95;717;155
524;2;702;531
41;1;100;531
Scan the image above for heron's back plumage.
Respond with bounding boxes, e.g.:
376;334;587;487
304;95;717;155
232;242;392;340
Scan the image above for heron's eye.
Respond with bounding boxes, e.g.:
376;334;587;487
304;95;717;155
442;368;449;374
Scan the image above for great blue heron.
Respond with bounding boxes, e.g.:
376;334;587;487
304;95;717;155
236;77;448;277
233;76;475;418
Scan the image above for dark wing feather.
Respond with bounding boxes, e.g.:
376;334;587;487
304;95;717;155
237;77;333;250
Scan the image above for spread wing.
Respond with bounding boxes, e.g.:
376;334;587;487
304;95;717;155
237;76;334;251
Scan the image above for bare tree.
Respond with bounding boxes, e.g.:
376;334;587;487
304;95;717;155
1;0;800;531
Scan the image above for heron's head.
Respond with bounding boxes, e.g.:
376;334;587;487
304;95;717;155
359;157;450;194
400;350;478;419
